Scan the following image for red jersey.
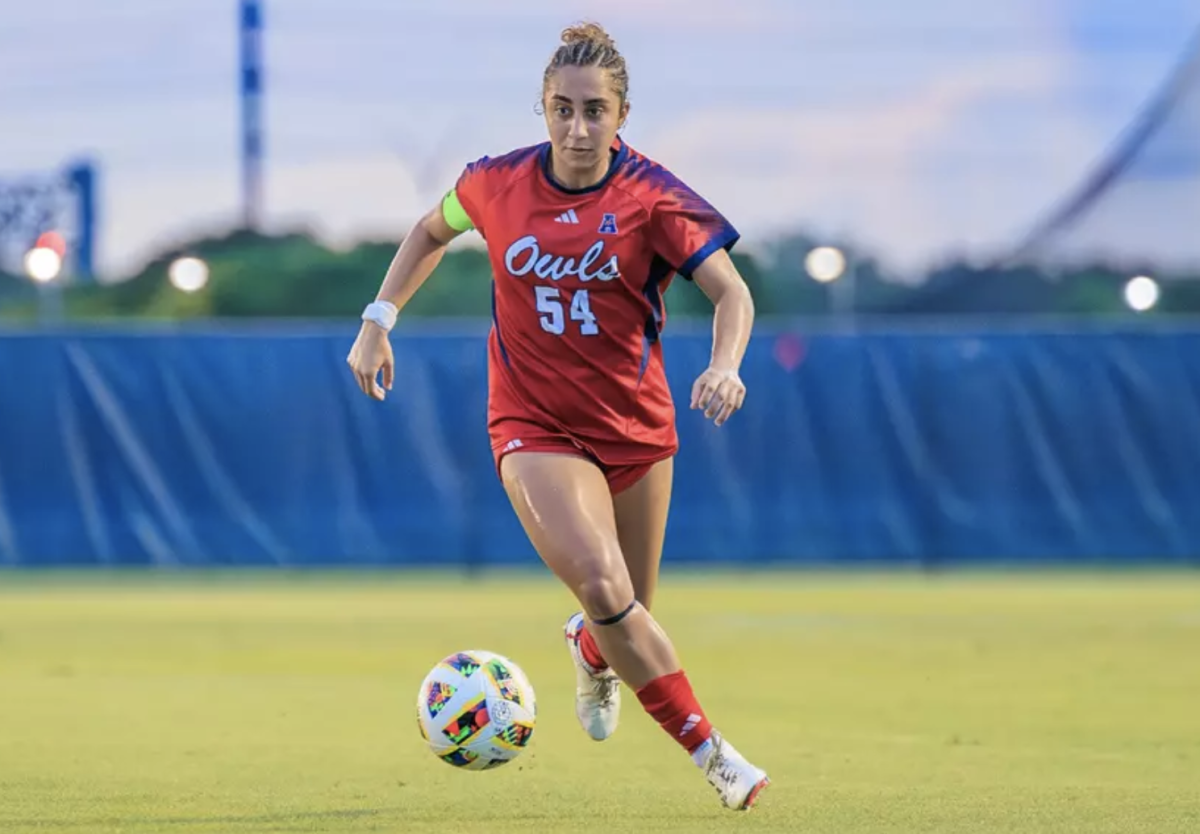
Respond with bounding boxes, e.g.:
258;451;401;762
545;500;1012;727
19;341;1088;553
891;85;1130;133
452;137;739;465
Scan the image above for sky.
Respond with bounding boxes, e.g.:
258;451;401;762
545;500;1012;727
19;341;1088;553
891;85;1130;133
1;0;1197;281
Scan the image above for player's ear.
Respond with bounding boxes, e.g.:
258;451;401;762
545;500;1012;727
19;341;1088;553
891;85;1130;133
619;99;631;130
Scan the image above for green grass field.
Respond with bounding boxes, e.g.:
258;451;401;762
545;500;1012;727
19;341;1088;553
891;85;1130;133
1;571;1198;833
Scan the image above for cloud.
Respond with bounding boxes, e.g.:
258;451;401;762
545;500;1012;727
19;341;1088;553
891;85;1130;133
448;0;807;30
5;0;1193;279
98;153;432;278
643;54;1098;274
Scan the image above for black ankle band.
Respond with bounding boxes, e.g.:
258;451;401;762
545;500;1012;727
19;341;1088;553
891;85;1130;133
592;600;637;626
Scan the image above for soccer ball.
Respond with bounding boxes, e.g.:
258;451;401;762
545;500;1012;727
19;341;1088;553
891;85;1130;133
416;649;537;770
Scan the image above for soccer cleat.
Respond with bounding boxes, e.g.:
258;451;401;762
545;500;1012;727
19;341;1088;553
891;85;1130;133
563;612;621;741
701;732;770;811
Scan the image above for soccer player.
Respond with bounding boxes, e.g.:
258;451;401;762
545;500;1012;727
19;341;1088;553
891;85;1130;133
346;21;768;810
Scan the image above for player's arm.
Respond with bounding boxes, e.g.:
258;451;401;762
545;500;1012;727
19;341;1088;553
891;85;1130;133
372;190;471;311
692;249;754;375
645;172;751;425
346;189;474;401
689;249;755;426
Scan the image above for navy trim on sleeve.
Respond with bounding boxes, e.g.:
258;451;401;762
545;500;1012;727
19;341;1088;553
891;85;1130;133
678;226;741;280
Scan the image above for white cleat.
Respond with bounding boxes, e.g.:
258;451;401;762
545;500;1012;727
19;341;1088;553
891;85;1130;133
701;732;770;811
564;612;621;741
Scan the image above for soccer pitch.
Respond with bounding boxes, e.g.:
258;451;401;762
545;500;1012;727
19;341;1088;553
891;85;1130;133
1;571;1197;833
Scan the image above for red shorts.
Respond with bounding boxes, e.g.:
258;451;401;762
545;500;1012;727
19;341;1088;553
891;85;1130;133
490;418;669;496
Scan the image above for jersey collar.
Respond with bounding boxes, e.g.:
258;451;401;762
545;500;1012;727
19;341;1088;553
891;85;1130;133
539;137;630;196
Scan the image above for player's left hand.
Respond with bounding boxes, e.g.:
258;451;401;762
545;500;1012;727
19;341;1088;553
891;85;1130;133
690;365;746;427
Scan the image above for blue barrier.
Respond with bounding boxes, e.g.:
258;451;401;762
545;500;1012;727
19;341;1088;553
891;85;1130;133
2;320;1199;567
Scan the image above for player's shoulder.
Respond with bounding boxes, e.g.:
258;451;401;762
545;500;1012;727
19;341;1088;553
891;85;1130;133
463;142;547;179
455;143;546;217
612;141;700;208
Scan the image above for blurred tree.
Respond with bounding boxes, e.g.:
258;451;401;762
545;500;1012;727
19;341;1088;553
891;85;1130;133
2;225;1197;324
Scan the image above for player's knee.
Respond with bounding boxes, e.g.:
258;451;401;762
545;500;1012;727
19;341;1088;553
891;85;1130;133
575;569;634;623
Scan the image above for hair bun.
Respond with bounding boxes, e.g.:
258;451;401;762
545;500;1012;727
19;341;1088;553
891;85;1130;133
561;21;616;50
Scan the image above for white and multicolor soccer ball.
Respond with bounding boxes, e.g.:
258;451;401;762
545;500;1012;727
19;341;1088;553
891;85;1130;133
416;649;537;770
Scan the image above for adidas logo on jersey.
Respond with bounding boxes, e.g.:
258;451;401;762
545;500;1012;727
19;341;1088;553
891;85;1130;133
554;209;580;225
504;235;620;283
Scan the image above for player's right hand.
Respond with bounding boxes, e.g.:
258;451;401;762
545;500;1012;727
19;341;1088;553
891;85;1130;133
346;322;394;401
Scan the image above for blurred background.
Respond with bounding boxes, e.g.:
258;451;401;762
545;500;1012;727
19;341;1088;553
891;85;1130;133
2;0;1200;569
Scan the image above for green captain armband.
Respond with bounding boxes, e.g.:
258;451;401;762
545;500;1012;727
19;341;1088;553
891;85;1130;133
441;188;475;233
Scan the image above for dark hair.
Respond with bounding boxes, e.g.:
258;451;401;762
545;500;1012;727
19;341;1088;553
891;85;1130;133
542;22;629;105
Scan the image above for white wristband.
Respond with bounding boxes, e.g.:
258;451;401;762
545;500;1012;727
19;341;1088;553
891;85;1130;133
362;300;398;332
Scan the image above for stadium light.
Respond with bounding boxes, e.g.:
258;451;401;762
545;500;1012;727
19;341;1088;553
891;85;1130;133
1124;275;1160;313
804;246;847;284
168;256;210;293
24;246;62;283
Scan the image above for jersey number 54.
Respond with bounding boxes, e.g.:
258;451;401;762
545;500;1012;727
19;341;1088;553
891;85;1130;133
535;286;599;337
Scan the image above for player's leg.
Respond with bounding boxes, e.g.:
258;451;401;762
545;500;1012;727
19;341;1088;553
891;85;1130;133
501;451;769;809
501;452;677;686
610;458;769;807
568;457;672;677
613;456;673;609
490;422;630;736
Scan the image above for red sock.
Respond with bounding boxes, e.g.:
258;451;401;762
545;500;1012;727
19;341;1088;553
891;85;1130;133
635;670;713;753
577;626;608;671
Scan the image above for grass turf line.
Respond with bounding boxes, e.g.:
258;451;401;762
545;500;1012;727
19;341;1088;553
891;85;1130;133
1;571;1198;833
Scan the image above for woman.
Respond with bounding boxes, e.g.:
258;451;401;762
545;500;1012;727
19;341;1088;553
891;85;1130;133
347;21;768;811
